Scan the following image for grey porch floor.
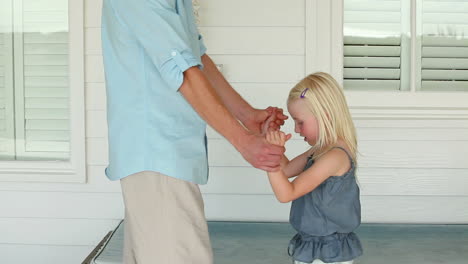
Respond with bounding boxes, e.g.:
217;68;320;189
209;222;468;264
92;222;468;264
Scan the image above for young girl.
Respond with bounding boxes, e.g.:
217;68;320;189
264;72;363;264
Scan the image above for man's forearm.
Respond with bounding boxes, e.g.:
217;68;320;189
179;66;249;149
201;54;254;124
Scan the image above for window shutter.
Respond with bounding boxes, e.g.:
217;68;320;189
421;0;468;91
343;0;408;91
14;0;70;160
0;1;15;159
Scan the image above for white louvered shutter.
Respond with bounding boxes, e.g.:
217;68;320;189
421;0;468;91
14;0;70;160
0;0;15;159
343;0;409;91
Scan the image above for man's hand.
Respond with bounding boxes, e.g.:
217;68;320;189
244;107;288;134
180;66;286;172
266;107;288;131
237;133;285;172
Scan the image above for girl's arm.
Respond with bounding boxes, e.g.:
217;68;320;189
275;148;309;177
283;150;311;178
266;131;348;203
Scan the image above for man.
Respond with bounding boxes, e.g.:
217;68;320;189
101;0;287;263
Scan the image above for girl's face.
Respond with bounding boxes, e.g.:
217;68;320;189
288;99;319;146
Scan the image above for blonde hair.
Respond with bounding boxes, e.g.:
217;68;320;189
288;72;357;161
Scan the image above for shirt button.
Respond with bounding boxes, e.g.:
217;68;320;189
171;51;177;56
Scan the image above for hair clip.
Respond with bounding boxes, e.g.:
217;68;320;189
300;88;309;98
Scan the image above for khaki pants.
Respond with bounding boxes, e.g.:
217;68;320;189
120;171;213;264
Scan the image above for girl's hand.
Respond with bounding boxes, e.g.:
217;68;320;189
266;130;292;147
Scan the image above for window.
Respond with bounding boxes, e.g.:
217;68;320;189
343;0;468;92
0;0;85;182
420;0;468;91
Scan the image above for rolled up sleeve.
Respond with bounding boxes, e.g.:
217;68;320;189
198;34;207;56
114;0;202;91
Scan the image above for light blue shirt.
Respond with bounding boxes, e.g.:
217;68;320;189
101;0;208;184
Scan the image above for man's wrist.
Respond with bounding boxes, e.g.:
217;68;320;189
237;106;256;125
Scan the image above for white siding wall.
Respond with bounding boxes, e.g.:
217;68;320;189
0;0;467;263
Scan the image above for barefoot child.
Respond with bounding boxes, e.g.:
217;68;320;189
264;72;363;264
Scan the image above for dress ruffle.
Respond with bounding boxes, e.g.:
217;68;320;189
288;232;363;263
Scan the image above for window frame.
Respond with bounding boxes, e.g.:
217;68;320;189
0;0;86;183
306;0;468;120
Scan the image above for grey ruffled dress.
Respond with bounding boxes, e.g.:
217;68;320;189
288;147;363;263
